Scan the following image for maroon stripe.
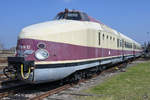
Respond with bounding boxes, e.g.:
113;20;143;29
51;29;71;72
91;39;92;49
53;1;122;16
16;39;141;62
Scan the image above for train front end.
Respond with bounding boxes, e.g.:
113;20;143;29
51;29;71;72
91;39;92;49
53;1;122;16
4;39;36;82
4;9;89;84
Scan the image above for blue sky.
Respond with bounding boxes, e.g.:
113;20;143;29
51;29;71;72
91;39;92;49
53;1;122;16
0;0;150;48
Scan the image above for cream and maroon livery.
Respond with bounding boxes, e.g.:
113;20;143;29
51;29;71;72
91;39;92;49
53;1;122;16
8;10;142;83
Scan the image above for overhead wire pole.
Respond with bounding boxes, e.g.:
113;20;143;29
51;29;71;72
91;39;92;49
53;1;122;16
147;32;149;44
143;32;150;58
147;32;150;50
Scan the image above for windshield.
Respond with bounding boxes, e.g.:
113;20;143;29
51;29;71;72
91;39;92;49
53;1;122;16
54;12;81;20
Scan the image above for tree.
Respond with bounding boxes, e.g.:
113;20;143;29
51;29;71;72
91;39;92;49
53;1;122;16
0;42;4;50
10;46;16;52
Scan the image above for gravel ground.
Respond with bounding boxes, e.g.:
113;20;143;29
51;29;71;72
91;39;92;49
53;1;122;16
0;63;7;74
0;70;3;74
45;59;148;100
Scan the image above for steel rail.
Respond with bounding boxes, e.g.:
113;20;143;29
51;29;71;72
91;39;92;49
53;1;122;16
29;84;71;100
28;60;130;100
0;58;139;100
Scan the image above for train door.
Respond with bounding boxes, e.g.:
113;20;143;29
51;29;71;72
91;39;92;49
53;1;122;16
101;32;105;58
133;43;135;56
106;33;109;57
122;39;124;59
81;18;91;58
98;30;102;58
97;31;100;57
117;33;120;56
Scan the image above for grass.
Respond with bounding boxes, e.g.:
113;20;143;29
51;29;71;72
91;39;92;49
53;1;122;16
78;61;150;100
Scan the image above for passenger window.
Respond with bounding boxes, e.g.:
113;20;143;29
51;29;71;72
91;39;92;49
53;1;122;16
110;36;112;40
113;37;115;41
107;35;108;39
120;40;122;47
117;39;119;47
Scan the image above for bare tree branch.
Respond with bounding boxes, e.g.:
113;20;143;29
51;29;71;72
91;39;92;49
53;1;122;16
0;41;4;50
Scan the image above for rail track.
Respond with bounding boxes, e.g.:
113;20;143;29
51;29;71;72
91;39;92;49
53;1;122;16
28;61;128;100
0;50;15;86
0;58;139;100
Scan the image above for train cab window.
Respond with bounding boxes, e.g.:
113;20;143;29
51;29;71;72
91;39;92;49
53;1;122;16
54;12;81;21
81;12;90;21
66;12;81;20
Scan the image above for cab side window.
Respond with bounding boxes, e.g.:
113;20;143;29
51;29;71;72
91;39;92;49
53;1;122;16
81;12;90;21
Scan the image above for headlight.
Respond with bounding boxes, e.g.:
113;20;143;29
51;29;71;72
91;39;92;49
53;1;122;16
35;49;49;60
37;42;46;49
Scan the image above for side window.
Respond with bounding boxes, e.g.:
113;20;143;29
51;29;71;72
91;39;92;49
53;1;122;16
98;32;101;45
117;39;119;47
113;37;115;41
107;35;109;39
122;40;124;48
120;40;122;47
110;36;112;40
131;43;132;48
103;34;105;40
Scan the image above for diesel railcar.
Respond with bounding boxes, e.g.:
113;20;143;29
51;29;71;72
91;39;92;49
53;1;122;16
4;9;142;83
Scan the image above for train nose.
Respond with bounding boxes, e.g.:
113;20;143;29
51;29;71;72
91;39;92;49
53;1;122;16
4;57;34;81
18;20;73;39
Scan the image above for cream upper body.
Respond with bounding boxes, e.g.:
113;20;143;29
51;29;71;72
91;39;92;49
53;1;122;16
18;19;141;51
19;19;102;47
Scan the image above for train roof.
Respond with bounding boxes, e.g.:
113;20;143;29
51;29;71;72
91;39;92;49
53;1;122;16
55;9;116;31
120;32;141;46
55;9;141;46
54;9;103;24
